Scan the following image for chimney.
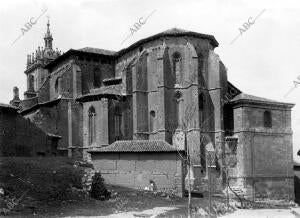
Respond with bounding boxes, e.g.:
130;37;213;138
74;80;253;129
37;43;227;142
10;86;21;108
13;86;20;100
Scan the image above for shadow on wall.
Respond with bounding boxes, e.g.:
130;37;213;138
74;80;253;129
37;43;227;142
295;175;300;204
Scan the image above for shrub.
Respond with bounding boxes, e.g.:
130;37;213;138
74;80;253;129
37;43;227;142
90;172;110;200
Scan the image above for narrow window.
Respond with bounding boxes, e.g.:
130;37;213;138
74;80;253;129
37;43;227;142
114;107;122;140
263;110;272;128
29;75;34;91
93;67;101;88
35;77;38;90
199;93;204;125
149;111;156;132
88;106;96;145
55;78;59;94
173;52;182;84
199;53;205;74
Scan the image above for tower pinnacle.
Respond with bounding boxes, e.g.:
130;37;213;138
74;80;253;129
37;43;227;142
44;18;53;49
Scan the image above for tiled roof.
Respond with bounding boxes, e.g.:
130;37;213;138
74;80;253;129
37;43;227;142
76;84;124;102
20;98;61;114
230;93;294;107
231;93;278;103
78;47;116;56
88;140;182;153
47;133;62;138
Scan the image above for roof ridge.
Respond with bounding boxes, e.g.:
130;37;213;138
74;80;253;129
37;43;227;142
89;140;181;153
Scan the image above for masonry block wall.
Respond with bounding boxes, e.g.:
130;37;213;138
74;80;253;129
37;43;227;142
23;100;73;152
231;101;294;200
49;60;73;100
76;55;115;94
91;152;184;197
0;107;59;156
113;37;224;184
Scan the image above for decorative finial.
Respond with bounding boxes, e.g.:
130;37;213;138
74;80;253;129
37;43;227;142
44;19;53;49
32;53;35;63
27;55;30;65
13;87;20;100
47;18;50;34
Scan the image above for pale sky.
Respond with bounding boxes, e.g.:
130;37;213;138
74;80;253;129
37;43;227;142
1;0;300;162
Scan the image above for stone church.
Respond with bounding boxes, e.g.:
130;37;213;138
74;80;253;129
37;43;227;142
9;21;294;199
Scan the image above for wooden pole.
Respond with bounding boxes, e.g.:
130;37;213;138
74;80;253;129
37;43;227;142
187;131;191;218
208;153;211;218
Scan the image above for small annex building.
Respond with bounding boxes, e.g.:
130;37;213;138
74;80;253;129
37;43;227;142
89;140;185;196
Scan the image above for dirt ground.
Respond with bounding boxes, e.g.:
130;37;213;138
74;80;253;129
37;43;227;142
3;184;298;218
3;185;233;218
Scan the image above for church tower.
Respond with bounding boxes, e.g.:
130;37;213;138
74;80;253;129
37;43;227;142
23;20;61;99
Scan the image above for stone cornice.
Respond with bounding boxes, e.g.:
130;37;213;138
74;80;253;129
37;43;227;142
231;100;294;110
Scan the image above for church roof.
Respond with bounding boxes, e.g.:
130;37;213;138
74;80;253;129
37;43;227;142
88;140;183;153
45;28;218;69
78;47;116;56
117;28;219;56
76;84;124;102
230;93;294;108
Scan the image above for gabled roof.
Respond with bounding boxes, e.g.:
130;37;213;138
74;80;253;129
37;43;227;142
88;140;183;153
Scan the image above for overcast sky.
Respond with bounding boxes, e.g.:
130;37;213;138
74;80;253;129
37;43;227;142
1;0;300;162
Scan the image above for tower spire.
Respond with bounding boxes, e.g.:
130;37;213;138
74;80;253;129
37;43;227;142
44;18;53;49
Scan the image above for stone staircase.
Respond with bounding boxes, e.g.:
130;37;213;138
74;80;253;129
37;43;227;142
228;186;246;199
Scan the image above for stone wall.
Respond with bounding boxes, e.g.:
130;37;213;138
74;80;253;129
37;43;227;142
114;36;223;183
230;103;294;200
0;107;60;157
91;152;184;197
23;99;82;153
82;99;109;150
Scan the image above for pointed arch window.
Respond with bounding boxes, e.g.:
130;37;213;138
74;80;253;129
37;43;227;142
29;75;34;91
55;78;59;94
149;111;156;132
88;106;96;145
263;110;272;128
114;107;122;140
173;52;182;85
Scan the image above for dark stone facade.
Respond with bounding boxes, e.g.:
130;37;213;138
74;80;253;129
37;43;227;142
0;104;61;157
226;94;294;200
9;24;294;200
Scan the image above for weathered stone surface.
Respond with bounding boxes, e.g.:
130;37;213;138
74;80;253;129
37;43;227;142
4;26;294;201
91;152;184;197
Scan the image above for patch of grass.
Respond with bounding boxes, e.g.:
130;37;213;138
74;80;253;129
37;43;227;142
0;157;91;201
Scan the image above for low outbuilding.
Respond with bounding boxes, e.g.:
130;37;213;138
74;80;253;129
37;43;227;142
88;140;185;197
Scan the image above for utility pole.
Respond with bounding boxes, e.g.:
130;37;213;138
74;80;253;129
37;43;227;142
208;153;212;218
185;130;192;218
